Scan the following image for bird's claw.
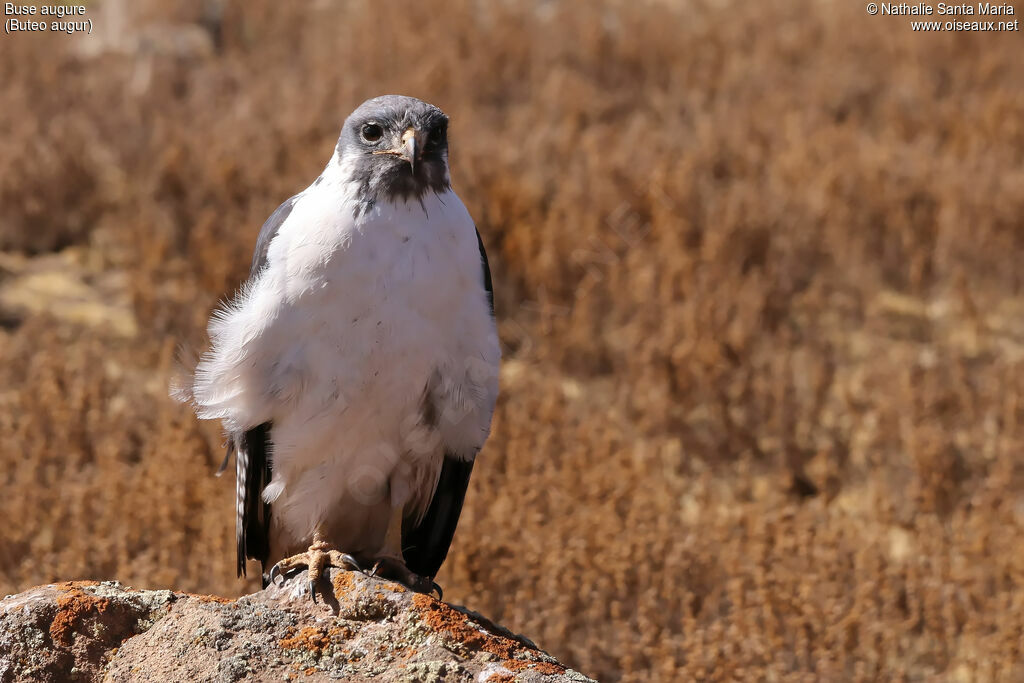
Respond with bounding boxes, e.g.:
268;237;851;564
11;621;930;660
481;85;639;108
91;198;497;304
338;553;362;573
431;581;444;601
266;544;362;603
267;563;284;586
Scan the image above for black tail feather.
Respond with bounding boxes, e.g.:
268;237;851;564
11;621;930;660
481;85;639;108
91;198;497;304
235;423;272;578
402;455;474;579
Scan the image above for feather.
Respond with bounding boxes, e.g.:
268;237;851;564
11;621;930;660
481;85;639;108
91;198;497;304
235;423;272;579
402;455;475;578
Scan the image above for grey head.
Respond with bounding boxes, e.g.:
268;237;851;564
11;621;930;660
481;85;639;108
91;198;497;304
336;95;451;210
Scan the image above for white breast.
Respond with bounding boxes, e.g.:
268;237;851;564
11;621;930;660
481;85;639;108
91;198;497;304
190;163;499;551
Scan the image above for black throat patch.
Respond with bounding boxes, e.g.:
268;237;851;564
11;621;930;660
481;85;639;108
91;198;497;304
346;152;451;217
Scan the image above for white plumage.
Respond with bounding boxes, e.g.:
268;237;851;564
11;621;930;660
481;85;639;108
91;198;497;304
180;96;500;588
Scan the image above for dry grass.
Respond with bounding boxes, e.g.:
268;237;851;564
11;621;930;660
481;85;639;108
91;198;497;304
2;0;1024;680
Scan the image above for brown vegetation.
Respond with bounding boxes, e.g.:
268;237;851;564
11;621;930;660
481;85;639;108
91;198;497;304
1;0;1022;680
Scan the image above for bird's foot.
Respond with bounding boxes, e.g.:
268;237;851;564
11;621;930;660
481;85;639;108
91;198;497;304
267;540;361;604
369;556;442;599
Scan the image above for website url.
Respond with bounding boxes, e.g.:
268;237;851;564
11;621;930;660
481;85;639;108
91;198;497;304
911;18;1020;28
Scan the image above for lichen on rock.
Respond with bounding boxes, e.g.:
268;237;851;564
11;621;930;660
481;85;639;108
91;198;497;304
0;570;594;682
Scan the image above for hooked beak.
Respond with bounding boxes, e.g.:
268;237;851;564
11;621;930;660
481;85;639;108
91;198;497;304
399;128;420;173
374;128;424;173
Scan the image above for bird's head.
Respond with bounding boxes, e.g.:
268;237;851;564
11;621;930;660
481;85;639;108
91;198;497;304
337;95;451;206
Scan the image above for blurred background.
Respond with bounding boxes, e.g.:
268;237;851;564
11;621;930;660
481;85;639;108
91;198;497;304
2;0;1023;680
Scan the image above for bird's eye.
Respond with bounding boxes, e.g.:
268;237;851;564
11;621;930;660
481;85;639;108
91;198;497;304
360;124;383;143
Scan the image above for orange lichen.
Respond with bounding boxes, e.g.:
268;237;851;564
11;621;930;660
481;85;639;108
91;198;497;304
49;587;112;646
278;623;353;659
279;626;332;657
331;571;356;600
412;593;551;668
530;662;567;676
412;595;567;675
53;581;100;590
328;624;354;640
503;659;567;676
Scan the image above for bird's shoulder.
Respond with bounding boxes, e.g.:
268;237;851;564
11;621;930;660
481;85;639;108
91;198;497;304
248;173;365;281
250;193;303;277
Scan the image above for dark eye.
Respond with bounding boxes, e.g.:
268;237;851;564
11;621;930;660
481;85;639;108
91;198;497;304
360;123;383;143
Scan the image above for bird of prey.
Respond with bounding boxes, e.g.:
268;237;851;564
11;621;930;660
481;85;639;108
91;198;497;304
175;95;500;599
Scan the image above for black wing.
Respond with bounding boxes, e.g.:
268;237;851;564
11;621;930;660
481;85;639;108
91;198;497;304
233;195;299;581
250;193;300;276
401;229;495;579
475;228;495;314
235;423;273;579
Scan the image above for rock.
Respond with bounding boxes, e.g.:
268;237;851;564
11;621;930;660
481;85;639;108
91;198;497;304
0;570;594;682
